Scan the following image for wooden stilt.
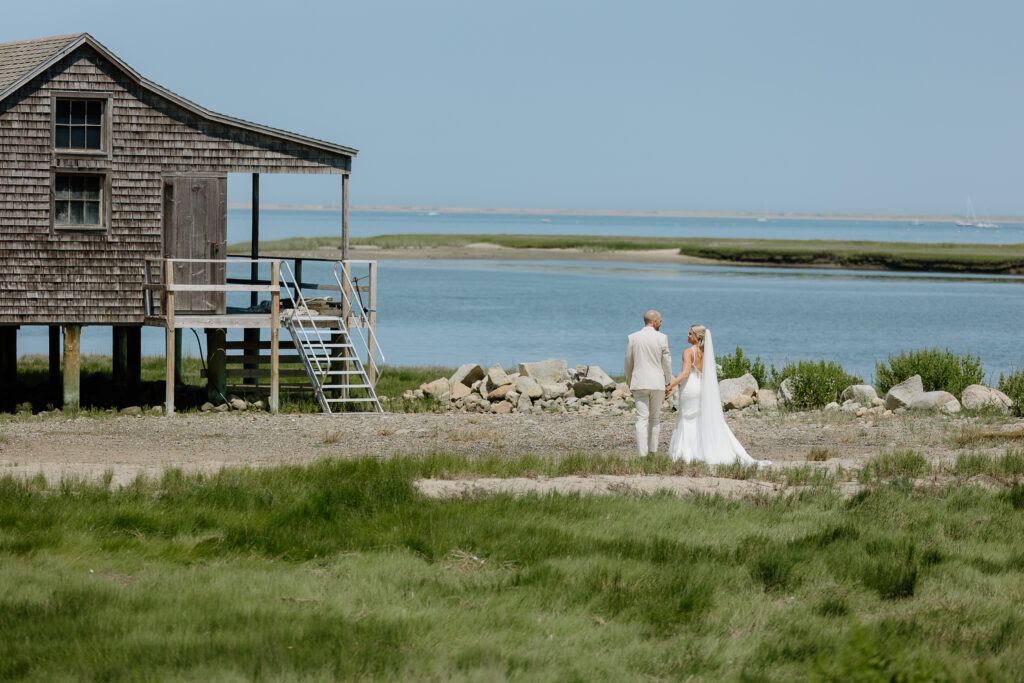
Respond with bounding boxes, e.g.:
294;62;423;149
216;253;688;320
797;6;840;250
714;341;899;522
62;325;81;410
270;260;280;413
112;326;128;384
206;328;227;403
165;260;176;416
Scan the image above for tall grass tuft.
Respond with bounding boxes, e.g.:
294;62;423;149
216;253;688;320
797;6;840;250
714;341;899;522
875;347;985;396
866;450;930;480
998;368;1024;416
770;359;861;408
718;346;768;387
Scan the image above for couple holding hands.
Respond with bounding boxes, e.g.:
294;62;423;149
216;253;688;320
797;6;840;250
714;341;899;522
624;310;769;467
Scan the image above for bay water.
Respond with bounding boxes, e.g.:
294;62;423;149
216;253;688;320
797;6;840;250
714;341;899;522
14;210;1024;383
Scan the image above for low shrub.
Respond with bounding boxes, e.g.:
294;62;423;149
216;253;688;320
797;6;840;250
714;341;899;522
998;368;1024;416
770;360;862;408
875;348;984;396
718;346;768;387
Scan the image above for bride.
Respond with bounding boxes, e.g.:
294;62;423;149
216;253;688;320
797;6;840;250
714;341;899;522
664;325;769;467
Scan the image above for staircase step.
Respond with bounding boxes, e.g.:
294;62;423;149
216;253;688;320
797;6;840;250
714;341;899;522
324;397;380;403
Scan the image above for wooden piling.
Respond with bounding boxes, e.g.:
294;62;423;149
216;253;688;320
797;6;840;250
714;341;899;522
165;260;175;415
62;325;81;410
112;326;128;384
270;260;280;413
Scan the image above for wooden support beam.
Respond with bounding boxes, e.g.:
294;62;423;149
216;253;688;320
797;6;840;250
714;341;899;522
206;328;227;403
0;328;16;410
126;326;141;398
62;325;81;410
341;174;350;262
251;173;260;307
165;260;176;416
48;326;60;400
112;326;128;384
174;329;184;386
270;260;280;414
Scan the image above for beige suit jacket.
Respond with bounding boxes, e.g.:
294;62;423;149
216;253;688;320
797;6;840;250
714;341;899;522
624;326;672;391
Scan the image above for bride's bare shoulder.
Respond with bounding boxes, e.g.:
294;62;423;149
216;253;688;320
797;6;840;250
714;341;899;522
682;346;694;358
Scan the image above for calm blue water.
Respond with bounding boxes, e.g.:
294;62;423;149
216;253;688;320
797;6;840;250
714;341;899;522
228;209;1024;245
13;210;1024;382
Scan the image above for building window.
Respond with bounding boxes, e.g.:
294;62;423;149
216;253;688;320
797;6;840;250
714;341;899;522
54;174;104;228
55;99;104;150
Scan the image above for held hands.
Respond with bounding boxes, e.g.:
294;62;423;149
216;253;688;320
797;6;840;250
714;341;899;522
664;383;673;398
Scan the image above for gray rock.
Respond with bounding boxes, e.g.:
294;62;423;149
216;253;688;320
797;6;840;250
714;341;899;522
516;393;533;413
514;376;543;399
884;375;924;410
573;378;604;398
719;373;759;404
840;384;878;405
756;389;778;408
506;390;520;405
122;406;143;415
908;390;961;413
486;364;512;388
200;402;214;412
778;378;795;405
450;363;485;387
824;401;840;411
518;359;568;384
582;365;616;391
540;383;566;400
229;398;247;411
961;384;1013;412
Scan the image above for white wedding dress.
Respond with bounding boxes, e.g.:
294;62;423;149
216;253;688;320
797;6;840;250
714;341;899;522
668;330;769;467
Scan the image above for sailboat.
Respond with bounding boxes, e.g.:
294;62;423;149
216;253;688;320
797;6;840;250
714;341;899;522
955;197;998;228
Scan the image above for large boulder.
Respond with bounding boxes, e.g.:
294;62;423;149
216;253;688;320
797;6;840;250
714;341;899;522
514;376;544;399
486;364;512;388
519;359;569;384
884;375;924;410
540;383;567;400
488;384;514;400
450;382;472;400
516;393;533;413
724;393;754;411
420;377;451;400
573;378;604;398
756;389;778;409
583;365;616;391
778;378;795;405
961;384;1014;412
450;363;485;387
908;391;961;413
840;384;878;405
719;373;759;404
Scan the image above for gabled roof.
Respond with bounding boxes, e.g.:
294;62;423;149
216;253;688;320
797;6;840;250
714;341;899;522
0;32;357;158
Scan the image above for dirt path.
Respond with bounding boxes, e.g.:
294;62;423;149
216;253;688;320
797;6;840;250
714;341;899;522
0;409;1019;491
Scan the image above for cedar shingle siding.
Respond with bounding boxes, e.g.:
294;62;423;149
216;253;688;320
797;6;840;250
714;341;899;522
1;37;354;325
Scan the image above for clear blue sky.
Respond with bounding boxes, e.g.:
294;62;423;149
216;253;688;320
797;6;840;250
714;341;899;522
4;1;1022;215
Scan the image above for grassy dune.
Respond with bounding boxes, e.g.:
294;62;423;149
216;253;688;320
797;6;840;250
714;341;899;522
232;234;1024;274
2;454;1024;679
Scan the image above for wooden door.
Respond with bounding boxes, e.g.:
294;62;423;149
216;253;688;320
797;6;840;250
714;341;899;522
162;175;227;313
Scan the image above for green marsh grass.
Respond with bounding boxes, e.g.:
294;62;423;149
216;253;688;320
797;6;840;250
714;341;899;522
3;456;1024;678
231;234;1024;274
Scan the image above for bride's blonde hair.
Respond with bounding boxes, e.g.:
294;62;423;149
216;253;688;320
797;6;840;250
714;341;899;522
689;325;707;351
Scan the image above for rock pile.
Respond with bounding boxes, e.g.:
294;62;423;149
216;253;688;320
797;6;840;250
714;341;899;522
200;395;266;412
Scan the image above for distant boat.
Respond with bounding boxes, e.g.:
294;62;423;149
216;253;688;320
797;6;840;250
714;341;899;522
955;197;998;228
540;218;551;223
426;211;439;216
756;217;768;223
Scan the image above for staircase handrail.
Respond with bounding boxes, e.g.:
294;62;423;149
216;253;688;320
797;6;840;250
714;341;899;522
332;261;386;380
278;260;333;382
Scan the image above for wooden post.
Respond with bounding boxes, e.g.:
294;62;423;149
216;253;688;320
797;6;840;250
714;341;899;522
367;261;378;387
62;325;81;411
174;329;184;386
0;328;16;410
126;326;141;398
250;173;260;307
341;174;350;262
206;328;227;403
112;326;128;384
270;260;280;414
48;325;60;400
164;259;176;416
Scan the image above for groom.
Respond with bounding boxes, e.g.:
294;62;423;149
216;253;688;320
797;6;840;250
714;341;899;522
624;309;672;457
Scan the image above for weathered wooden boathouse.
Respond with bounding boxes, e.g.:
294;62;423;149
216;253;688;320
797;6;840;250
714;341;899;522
0;33;382;414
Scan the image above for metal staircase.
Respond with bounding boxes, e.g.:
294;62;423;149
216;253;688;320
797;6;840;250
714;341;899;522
279;261;384;414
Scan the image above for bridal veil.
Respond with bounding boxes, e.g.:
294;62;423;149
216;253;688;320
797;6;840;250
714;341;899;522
699;330;764;466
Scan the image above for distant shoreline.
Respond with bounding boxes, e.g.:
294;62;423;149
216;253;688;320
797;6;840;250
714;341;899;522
226;203;1024;225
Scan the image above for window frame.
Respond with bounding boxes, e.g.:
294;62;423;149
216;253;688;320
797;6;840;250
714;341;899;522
50;169;111;233
51;91;113;158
